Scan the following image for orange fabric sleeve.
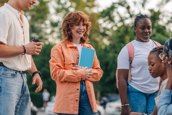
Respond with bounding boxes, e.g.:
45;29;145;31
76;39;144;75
87;45;103;81
49;45;85;83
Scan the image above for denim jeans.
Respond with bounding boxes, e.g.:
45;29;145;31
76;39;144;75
57;81;97;115
127;85;158;115
0;66;31;115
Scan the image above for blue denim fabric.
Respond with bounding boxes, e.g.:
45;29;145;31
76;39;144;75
0;66;31;115
127;85;158;115
158;90;172;115
57;81;97;115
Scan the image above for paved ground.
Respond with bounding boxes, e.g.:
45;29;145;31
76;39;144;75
36;109;111;115
37;109;47;115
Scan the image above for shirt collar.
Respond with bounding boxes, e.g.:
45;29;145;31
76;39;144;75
5;3;25;19
65;40;88;48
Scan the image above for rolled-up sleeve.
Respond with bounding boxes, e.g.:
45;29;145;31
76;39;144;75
49;45;85;83
87;46;103;81
158;90;172;115
0;12;9;44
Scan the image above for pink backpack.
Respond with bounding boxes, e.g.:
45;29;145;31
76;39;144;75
116;40;160;88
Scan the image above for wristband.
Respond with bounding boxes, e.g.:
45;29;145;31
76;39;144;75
121;104;129;107
32;71;41;78
22;45;26;55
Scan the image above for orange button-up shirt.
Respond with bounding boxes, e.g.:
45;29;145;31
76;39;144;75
49;40;103;114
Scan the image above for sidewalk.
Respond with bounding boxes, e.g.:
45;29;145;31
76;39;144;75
37;108;47;115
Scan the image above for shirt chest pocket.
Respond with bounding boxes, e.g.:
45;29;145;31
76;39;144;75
64;57;77;70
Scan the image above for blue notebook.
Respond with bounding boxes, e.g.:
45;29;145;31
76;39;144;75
79;47;95;69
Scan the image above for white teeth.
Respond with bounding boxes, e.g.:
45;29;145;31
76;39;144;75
77;32;83;33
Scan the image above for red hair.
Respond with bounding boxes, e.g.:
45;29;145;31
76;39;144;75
62;11;91;43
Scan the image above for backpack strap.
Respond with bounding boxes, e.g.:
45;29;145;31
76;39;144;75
116;42;134;88
126;42;134;81
126;42;134;61
152;40;161;46
116;40;160;88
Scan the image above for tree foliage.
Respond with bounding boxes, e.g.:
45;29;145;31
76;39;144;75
0;0;7;7
98;0;172;96
1;0;172;104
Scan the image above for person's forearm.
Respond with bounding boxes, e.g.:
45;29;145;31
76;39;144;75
151;106;157;115
50;68;85;83
119;78;129;104
119;78;131;115
0;44;24;57
87;68;103;81
27;57;38;75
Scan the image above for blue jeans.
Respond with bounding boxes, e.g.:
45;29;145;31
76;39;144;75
127;85;158;115
0;66;31;115
57;81;97;115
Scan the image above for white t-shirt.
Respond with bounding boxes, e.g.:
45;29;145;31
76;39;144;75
117;40;159;93
42;91;50;101
0;3;31;71
73;43;82;65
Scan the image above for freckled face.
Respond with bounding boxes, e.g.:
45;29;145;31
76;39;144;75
135;18;152;42
71;21;86;40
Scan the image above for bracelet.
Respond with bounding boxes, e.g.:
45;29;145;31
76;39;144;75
32;71;41;78
22;45;26;55
121;104;129;107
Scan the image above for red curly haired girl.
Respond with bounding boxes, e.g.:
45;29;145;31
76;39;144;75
49;11;103;115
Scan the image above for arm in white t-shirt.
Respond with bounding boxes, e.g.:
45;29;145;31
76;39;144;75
117;46;131;115
118;46;130;69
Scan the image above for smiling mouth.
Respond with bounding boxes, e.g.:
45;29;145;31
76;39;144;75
77;31;84;34
144;34;150;36
149;72;153;75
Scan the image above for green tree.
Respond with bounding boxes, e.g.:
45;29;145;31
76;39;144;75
0;0;7;7
28;43;56;94
49;0;103;99
25;0;50;42
50;0;103;48
27;43;56;107
1;0;172;103
98;0;172;97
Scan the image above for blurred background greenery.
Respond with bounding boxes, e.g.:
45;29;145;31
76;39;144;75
1;0;172;107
